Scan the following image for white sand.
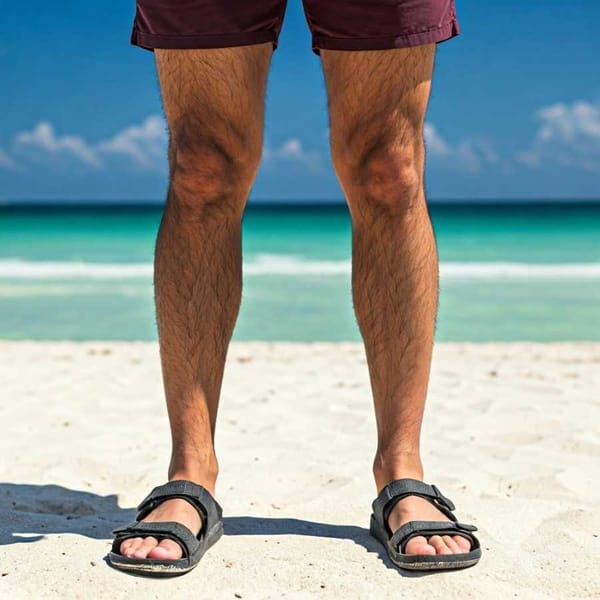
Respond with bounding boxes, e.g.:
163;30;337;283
0;341;599;599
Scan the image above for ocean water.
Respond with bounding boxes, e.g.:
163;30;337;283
1;202;599;341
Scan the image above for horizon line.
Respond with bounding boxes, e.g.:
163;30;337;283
2;197;600;209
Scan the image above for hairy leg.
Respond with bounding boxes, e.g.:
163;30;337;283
322;46;469;556
120;44;271;560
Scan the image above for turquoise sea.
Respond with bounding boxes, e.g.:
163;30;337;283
1;202;599;341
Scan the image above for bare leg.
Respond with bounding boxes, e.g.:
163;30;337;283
322;46;470;556
119;44;271;560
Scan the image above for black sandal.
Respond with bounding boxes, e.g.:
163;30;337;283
107;480;223;577
370;478;481;571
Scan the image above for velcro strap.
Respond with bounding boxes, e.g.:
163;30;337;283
431;485;456;512
136;480;222;531
390;520;478;554
372;479;456;526
111;521;200;558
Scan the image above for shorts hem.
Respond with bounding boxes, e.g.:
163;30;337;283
131;27;280;52
312;18;460;54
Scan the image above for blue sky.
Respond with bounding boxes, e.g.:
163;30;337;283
0;1;599;202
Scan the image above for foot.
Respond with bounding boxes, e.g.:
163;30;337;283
119;498;202;560
387;494;472;556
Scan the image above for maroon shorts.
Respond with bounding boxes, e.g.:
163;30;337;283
131;1;459;54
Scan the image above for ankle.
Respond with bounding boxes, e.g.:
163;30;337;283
168;453;219;495
373;450;424;492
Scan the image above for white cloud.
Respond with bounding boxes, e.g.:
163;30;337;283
263;137;323;173
278;138;304;159
16;121;101;168
6;120;323;176
517;100;600;172
0;148;17;170
538;101;600;141
455;139;498;172
425;122;497;173
11;115;167;172
97;115;167;168
424;123;449;155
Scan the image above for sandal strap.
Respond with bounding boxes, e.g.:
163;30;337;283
112;521;200;558
136;480;222;532
372;479;457;526
390;520;478;554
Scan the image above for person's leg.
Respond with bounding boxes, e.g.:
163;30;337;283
119;44;272;560
322;45;470;556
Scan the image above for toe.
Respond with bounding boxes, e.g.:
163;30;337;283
442;535;461;554
147;539;184;560
453;535;472;553
119;538;134;556
429;535;452;555
121;537;143;557
133;536;160;559
404;535;436;556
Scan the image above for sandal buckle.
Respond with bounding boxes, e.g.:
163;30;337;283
431;485;456;511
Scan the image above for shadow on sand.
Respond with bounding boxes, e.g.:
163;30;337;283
0;482;430;576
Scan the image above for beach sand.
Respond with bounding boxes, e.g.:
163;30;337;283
0;341;598;599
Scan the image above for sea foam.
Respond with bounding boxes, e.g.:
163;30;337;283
1;255;600;280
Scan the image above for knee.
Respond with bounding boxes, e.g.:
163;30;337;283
332;130;424;218
168;118;262;217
